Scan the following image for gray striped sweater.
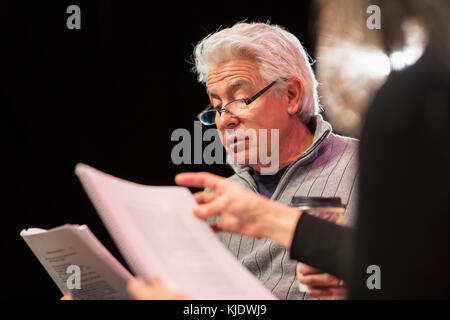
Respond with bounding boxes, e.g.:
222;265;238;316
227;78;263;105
211;114;359;300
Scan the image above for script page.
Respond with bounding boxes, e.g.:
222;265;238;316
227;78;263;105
75;163;276;300
21;224;133;299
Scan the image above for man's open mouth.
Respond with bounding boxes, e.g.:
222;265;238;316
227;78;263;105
226;136;251;151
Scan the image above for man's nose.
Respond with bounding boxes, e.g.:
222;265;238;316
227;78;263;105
217;110;239;129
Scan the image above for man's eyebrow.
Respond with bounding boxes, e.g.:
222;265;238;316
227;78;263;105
207;80;252;99
206;89;220;99
227;79;251;90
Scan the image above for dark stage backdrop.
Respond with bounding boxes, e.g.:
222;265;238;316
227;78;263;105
2;1;315;299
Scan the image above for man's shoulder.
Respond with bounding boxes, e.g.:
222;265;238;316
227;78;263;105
309;132;359;174
329;132;359;145
322;132;359;154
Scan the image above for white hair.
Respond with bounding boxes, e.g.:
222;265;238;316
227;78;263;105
192;22;319;124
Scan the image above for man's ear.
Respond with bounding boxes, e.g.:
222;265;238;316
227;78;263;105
286;77;304;115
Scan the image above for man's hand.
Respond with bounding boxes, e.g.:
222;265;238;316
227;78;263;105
126;277;188;300
298;263;347;299
175;172;302;248
60;278;187;300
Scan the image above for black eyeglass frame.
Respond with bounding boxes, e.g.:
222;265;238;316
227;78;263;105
197;79;283;125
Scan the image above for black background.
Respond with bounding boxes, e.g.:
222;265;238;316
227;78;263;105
2;1;316;299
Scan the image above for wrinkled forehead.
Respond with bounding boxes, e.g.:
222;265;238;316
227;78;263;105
206;58;263;94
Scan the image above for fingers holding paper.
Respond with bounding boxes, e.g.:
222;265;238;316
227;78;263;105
176;172;301;248
126;277;188;300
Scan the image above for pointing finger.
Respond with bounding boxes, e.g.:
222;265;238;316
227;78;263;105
175;172;225;190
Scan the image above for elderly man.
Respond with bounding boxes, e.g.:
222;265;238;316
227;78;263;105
125;22;358;300
188;22;358;300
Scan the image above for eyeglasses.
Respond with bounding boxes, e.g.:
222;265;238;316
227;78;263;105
197;80;279;125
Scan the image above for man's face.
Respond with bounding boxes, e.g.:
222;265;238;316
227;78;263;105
207;58;291;169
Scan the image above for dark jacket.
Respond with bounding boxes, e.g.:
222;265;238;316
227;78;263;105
291;44;450;299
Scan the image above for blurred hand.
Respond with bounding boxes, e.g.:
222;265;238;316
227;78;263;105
298;263;347;299
175;172;301;248
126;277;188;300
60;278;187;300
